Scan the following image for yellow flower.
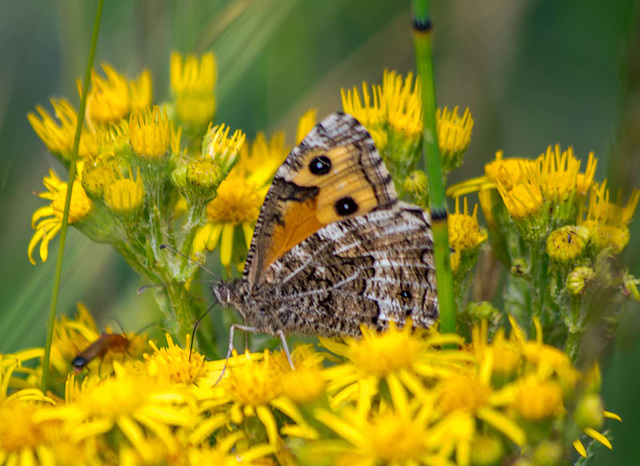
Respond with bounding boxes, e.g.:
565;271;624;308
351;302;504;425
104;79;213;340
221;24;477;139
496;168;544;220
189;432;275;465
382;70;422;137
28;170;93;264
403;169;429;208
546;225;590;262
145;333;208;385
97;120;130;154
84;64;152;126
129;106;171;159
449;197;487;273
28;98;99;161
580;182;639;253
536;145;581;204
41;364;197;463
104;168;145;215
512;377;564;421
80;155;118;198
322;323;467;410
202;123;246;169
341;81;385;129
193;130;284;268
209;350;305;445
576;151;597;196
296;108;318;144
315;386;444;465
437;106;474;172
171;51;217;125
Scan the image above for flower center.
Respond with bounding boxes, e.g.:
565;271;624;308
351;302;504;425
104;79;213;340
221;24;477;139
206;175;263;225
438;373;490;413
349;327;422;376
367;412;426;462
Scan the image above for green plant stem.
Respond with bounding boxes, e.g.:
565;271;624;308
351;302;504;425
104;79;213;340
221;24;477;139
41;0;104;393
164;283;196;345
411;0;456;335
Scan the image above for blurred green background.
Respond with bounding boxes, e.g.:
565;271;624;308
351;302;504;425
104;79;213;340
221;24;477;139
1;0;639;462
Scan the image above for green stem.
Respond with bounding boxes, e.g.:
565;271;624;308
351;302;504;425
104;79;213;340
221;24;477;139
411;0;456;335
41;0;104;393
164;283;196;346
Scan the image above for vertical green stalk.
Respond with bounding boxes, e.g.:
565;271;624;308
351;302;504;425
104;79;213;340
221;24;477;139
411;0;456;334
41;0;104;392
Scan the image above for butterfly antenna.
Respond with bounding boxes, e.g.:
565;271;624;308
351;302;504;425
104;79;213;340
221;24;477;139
133;322;157;336
159;244;221;280
189;299;218;361
137;280;220;295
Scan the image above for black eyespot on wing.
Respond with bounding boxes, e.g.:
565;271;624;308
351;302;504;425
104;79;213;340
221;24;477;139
309;155;332;175
335;196;359;216
401;290;412;300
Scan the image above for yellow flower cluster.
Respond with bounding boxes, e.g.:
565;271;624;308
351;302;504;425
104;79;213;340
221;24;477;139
0;314;617;465
342;70;473;187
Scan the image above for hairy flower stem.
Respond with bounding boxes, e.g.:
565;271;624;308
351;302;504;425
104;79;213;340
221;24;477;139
41;0;104;393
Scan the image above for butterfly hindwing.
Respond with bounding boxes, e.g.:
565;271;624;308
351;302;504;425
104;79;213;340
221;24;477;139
244;113;398;288
246;203;438;336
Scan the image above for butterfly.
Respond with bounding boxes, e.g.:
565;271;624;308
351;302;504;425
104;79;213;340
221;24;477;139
208;112;438;363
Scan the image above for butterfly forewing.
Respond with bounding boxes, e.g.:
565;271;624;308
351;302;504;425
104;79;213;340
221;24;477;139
244;112;397;288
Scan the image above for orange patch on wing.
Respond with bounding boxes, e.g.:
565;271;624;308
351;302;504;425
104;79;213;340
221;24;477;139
265;197;323;267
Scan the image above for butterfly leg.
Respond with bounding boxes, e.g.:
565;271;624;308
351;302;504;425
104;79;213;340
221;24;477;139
277;330;295;370
215;324;260;385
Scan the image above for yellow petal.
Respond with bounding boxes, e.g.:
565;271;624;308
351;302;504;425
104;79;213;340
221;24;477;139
604;411;622;422
27;228;46;265
584;427;612;449
573;439;587;457
256;405;279;445
242;222;254;250
220;223;234;266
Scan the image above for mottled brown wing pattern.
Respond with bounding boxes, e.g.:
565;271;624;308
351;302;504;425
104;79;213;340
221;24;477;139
241;203;437;337
244;112;397;288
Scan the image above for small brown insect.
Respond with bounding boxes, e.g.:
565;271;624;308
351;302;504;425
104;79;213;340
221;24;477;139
71;333;130;373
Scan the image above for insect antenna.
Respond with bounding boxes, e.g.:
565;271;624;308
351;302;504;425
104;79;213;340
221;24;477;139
137;280;219;295
159;244;222;280
189;299;219;361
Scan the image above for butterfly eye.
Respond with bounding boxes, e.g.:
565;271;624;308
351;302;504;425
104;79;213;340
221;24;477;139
309;155;332;175
335;196;359;216
401;290;412;299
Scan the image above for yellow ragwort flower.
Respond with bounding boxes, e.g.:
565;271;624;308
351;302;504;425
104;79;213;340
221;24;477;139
171;51;217;126
382;70;422;137
512;377;564;421
315;386;443;465
215;350;304;445
29;170;93;264
437;106;474;172
43;364;197;463
28;98;99;160
580;181;639;253
129;106;171;159
50;303;99;376
546;225;590;262
341;80;385;129
536;145;581;204
80;155;118;198
194;129;284;268
447;150;536;198
188;432;275;465
84;64;152;125
104;168;145;215
322;323;466;409
202;123;246;168
145;333;208;386
449;197;487;273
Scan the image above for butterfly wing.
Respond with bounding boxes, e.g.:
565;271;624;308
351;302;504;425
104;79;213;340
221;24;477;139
244;112;398;288
249;203;438;336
